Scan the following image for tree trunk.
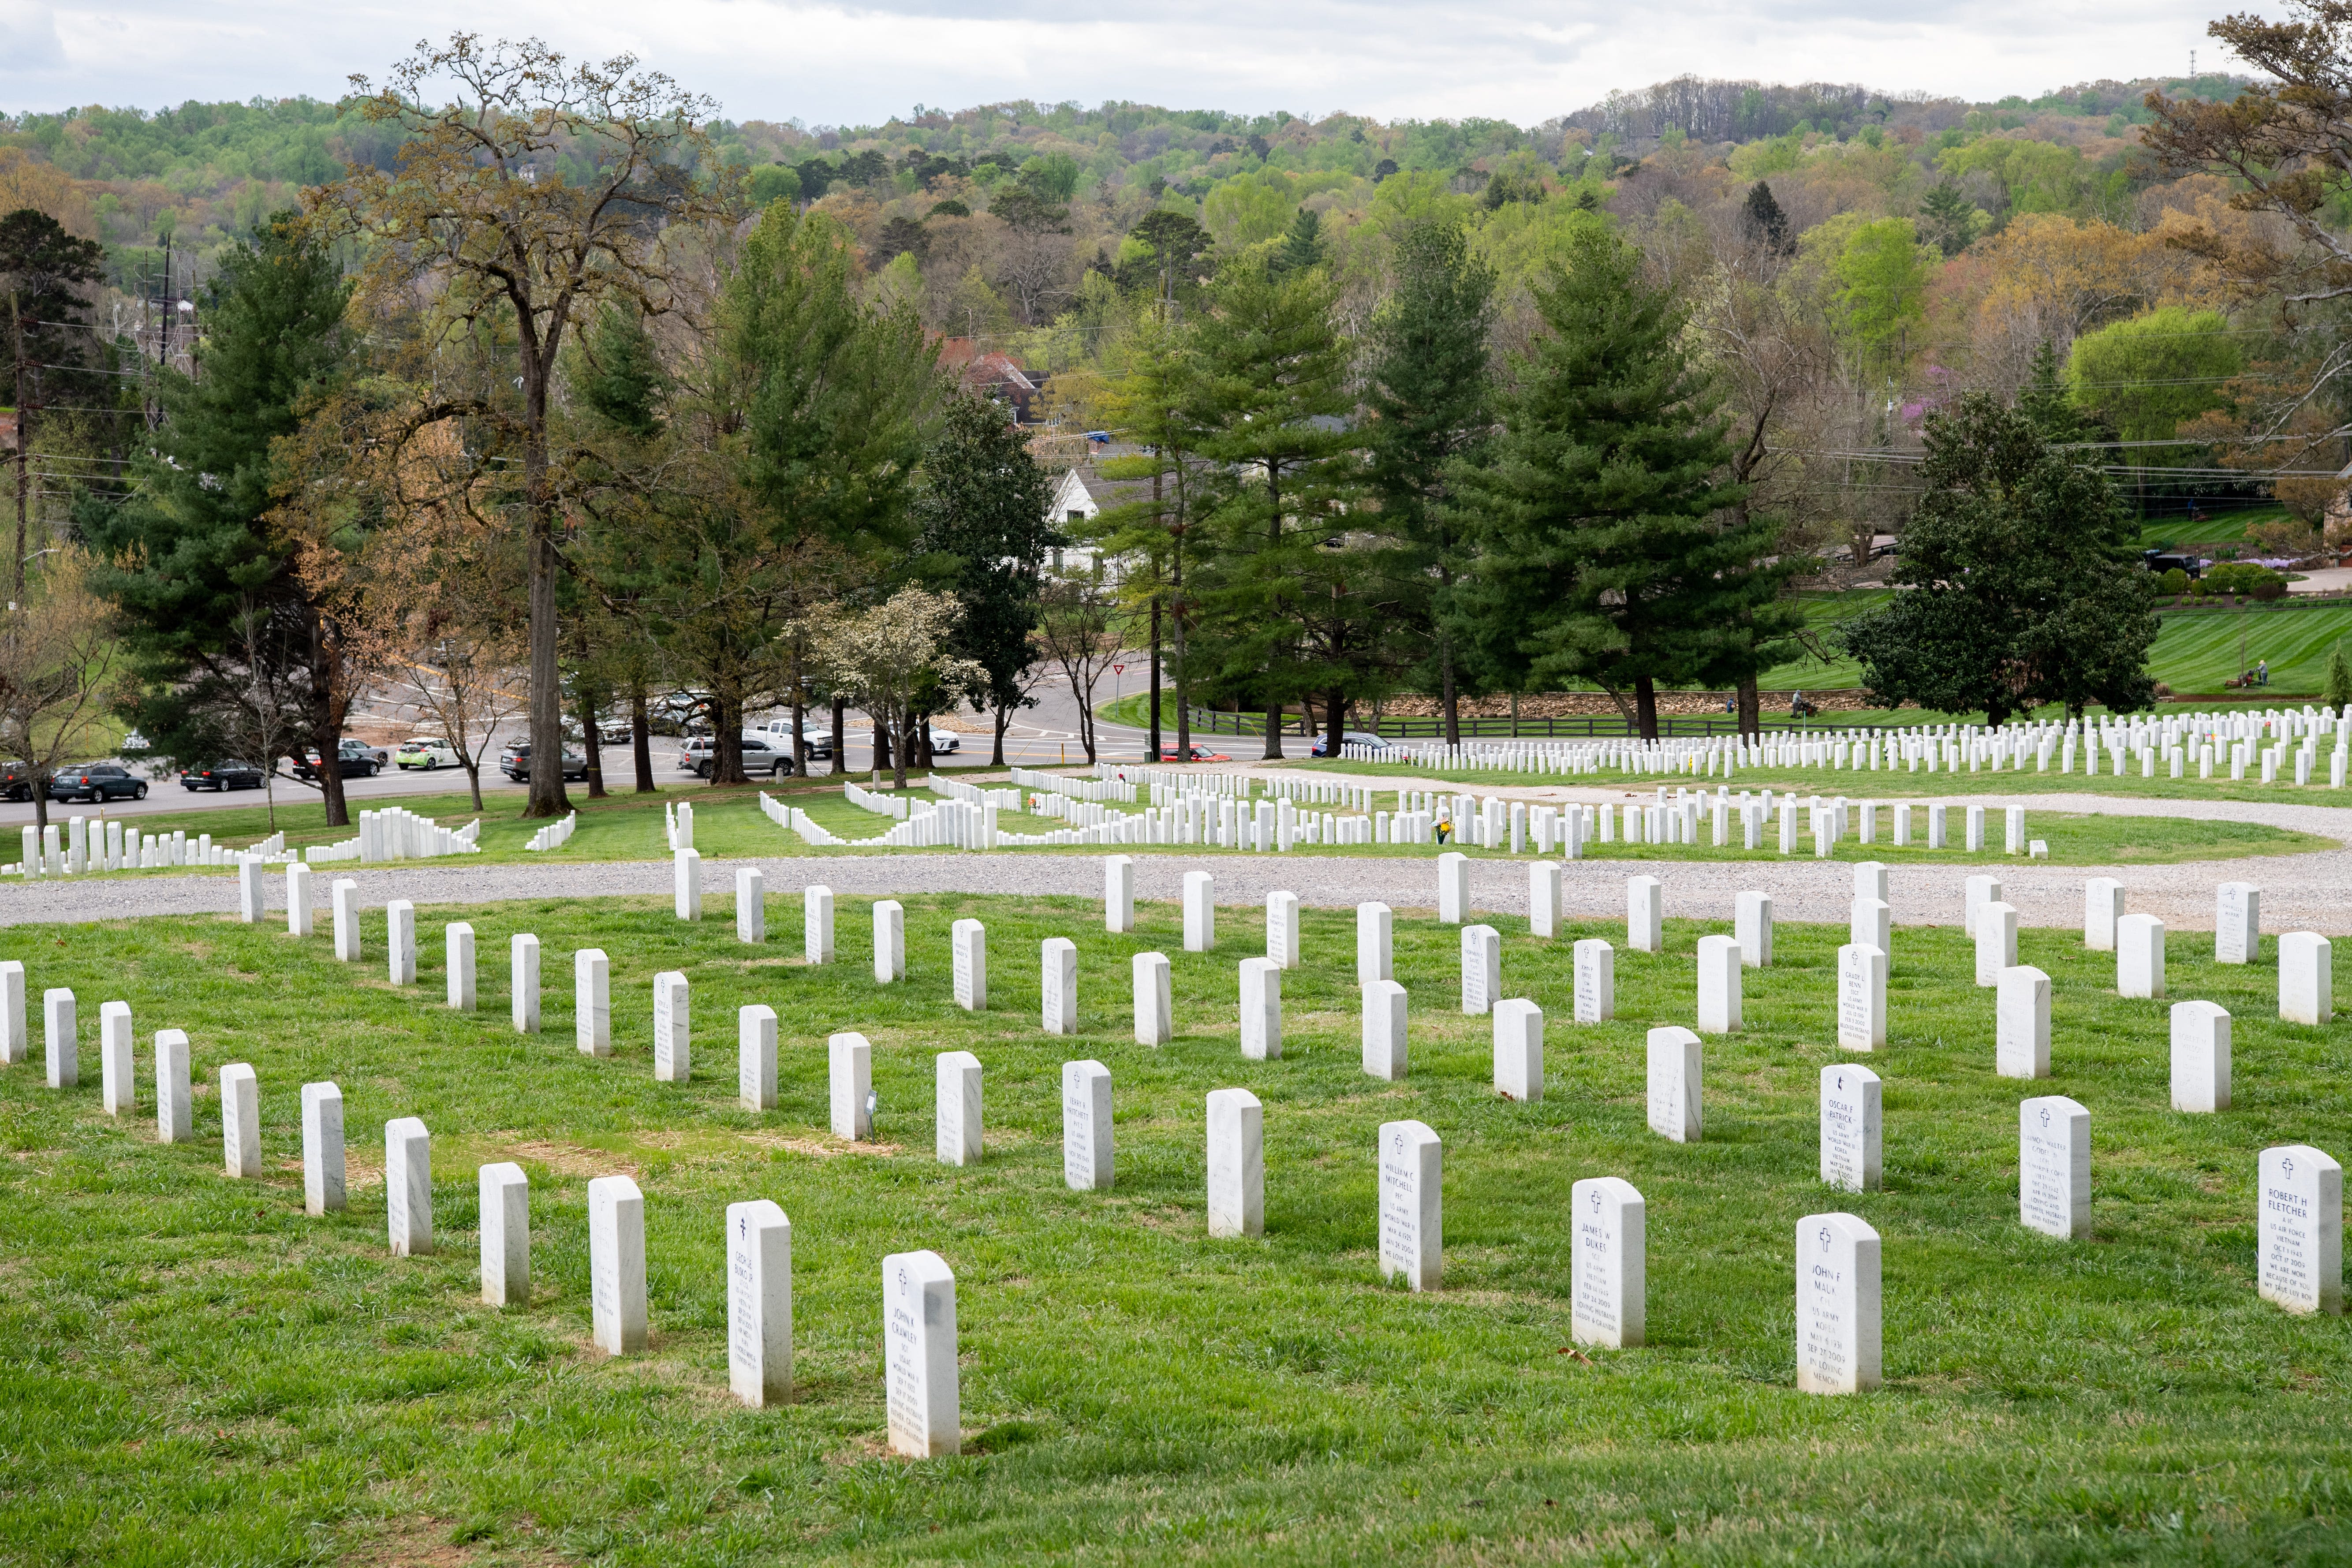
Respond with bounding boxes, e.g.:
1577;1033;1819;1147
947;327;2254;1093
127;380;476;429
830;696;847;776
790;687;808;779
1325;689;1345;759
1262;700;1284;760
1440;642;1460;748
579;687;606;799
873;714;890;777
712;692;744;785
11;291;27;605
915;711;935;770
630;687;655;793
1147;595;1163;764
463;759;484;812
1173;600;1191;768
1635;674;1660;741
304;606;350;829
1736;676;1761;740
990;700;1011;767
892;709;912;790
522;369;568;820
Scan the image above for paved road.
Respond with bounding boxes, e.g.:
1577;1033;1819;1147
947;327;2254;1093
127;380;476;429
6;787;2346;934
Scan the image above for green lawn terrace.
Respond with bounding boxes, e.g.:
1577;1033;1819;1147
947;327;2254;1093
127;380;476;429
1306;706;2352;803
6;886;2350;1562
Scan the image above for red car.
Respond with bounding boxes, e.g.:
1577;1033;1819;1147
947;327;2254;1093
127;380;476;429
1158;744;1231;763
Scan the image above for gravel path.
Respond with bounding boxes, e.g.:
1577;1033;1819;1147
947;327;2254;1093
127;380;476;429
4;789;2348;934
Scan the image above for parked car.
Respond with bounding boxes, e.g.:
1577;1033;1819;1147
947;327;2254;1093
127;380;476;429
1158;743;1232;763
1311;730;1404;759
754;719;833;761
0;760;34;802
178;759;265;791
292;739;385;780
597;721;634;747
394;737;460;771
498;743;589;782
53;763;150;802
683;733;796;779
929;726;963;755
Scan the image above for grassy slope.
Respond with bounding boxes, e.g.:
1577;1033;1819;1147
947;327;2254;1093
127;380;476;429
26;780;2335;870
2143;604;2352;695
2;895;2349;1564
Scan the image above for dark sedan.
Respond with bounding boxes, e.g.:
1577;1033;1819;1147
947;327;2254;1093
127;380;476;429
51;763;149;803
499;743;590;782
291;742;384;781
0;761;34;802
179;759;267;791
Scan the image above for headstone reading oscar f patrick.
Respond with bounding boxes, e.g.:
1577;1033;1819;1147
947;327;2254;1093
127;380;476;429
1795;1212;1882;1394
728;1200;792;1407
2258;1144;2343;1316
1820;1064;1882;1193
1570;1177;1645;1348
1062;1060;1113;1191
2019;1095;2092;1239
589;1174;648;1354
1206;1088;1265;1239
1378;1119;1442;1292
883;1250;959;1456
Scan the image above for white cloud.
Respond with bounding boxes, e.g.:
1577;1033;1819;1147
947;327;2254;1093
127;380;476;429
3;0;2231;125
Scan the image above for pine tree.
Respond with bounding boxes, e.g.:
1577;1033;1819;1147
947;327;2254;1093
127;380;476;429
1273;207;1325;276
1363;220;1497;746
2325;640;2352;710
90;212;358;817
914;392;1058;765
2016;338;2094;445
1741;180;1790;254
1186;257;1359;758
1455;225;1791;739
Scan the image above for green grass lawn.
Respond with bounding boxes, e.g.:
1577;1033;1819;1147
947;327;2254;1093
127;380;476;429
4;893;2349;1563
2145;601;2352;695
33;778;2337;870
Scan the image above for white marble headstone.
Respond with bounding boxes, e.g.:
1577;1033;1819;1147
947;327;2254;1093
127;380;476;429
1974;901;2017;987
829;1032;872;1141
2020;1095;2091;1239
1795;1212;1882;1393
728;1199;792;1406
2258;1144;2343;1315
1627;876;1662;953
2117;913;2165;999
1104;855;1134;933
1206;1088;1264;1238
1266;890;1299;970
1530;861;1562;939
2083;877;2124;952
804;884;835;963
446;922;477;1011
588;1173;647;1353
652;970;690;1082
883;1249;959;1455
1995;965;2050;1079
385;1116;432;1256
1357;903;1393;985
1837;944;1886;1052
1240;957;1282;1061
873;900;905;983
1735;891;1773;967
1460;925;1500;1016
1042;937;1078;1035
1493;998;1542;1102
934;1050;982;1166
951;918;987;1012
1647;1026;1702;1142
2170;1000;2229;1113
1062;1059;1113;1191
2216;881;2261;965
673;847;702;921
2280;931;2333;1026
220;1062;259;1176
1378;1119;1442;1291
0;960;21;1065
300;1081;344;1214
1820;1064;1882;1193
1571;1176;1645;1348
1362;979;1407;1080
736;866;766;944
154;1029;191;1143
1183;870;1216;952
1696;935;1742;1033
479;1162;530;1308
1133;952;1172;1046
386;900;416;986
739;1004;778;1110
511;934;541;1034
98;1000;133;1116
574;948;610;1056
1574;939;1615;1023
1437;852;1469;925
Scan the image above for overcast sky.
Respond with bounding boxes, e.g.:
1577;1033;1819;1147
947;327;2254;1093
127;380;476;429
2;0;2239;127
